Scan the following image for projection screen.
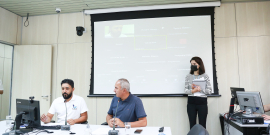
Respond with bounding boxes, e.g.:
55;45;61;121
89;7;218;96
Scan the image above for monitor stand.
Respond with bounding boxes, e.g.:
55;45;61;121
229;98;235;117
242;107;262;117
15;112;26;130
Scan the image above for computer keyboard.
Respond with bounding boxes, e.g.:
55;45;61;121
37;125;61;130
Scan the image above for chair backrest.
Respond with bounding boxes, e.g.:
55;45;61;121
187;124;209;135
80;121;88;124
101;122;108;125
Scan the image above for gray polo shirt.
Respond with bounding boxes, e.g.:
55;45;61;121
108;94;147;122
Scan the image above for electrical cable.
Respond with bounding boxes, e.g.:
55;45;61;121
5;127;11;132
24;13;29;27
22;129;48;135
82;10;85;28
224;113;230;135
34;129;53;135
224;110;245;135
26;129;40;134
35;131;45;135
69;130;76;134
260;130;267;135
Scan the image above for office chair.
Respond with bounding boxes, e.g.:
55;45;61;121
101;122;108;125
50;120;55;123
187;124;209;135
81;121;88;124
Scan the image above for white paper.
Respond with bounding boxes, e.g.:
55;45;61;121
194;92;205;96
193;79;206;96
92;128;112;135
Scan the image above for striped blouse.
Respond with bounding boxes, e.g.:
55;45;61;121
184;73;212;97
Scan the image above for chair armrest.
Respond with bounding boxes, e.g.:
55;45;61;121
50;120;55;123
101;122;108;125
81;121;88;124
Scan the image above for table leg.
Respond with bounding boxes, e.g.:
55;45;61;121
220;116;225;135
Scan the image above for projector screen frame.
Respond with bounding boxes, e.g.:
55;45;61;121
88;6;220;97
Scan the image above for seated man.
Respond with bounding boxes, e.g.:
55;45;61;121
41;79;88;125
106;78;147;128
262;104;270;120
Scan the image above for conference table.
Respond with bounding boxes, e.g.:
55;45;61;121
0;121;171;135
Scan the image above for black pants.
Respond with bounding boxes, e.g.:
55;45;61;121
187;96;208;129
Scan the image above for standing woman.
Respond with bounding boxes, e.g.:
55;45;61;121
185;56;212;129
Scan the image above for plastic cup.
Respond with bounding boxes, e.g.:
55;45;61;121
125;122;131;134
6;115;12;126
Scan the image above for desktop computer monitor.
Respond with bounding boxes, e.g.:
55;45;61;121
230;87;245;105
236;91;264;115
16;98;41;129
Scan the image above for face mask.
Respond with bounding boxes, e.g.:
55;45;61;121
191;65;198;71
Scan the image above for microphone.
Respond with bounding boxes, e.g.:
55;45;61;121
109;99;120;135
61;99;70;131
113;100;120;130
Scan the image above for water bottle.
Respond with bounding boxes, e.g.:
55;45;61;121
84;124;92;135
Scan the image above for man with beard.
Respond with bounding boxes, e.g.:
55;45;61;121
105;24;128;38
40;79;88;125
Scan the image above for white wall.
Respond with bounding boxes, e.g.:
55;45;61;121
0;7;21;120
9;1;270;134
0;43;13;119
0;7;22;45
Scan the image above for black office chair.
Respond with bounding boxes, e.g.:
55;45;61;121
101;122;108;125
187;124;209;135
80;121;88;124
50;120;55;123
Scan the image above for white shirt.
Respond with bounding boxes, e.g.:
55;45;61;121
48;94;88;123
0;80;3;90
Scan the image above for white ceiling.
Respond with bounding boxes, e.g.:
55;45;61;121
0;0;218;17
0;0;268;17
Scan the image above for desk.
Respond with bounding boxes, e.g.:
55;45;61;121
0;121;172;135
219;113;268;135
